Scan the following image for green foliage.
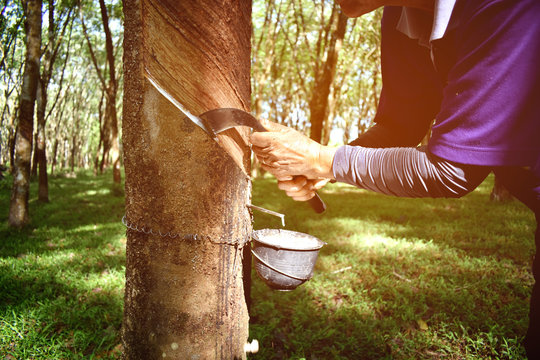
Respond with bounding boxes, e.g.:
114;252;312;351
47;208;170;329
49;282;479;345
0;0;123;170
0;1;25;164
251;0;382;143
0;1;24;44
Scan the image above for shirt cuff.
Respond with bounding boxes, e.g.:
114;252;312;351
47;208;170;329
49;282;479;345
332;145;354;184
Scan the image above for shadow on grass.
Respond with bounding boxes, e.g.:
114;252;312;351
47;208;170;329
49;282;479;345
249;282;394;359
0;171;125;256
1;266;123;357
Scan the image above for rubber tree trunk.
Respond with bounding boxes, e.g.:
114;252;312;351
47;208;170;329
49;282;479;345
8;120;17;172
9;0;41;228
99;84;121;183
51;138;58;175
34;2;69;202
122;0;252;359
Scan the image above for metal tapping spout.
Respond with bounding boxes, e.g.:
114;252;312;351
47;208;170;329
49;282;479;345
247;203;285;227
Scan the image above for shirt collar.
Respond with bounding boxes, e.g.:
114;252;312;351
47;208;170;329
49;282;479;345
396;0;457;47
431;0;457;41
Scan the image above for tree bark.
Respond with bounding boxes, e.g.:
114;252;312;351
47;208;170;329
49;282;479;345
50;86;69;175
69;86;84;173
94;91;105;175
309;6;347;143
31;131;38;176
9;0;41;228
35;4;71;201
36;77;49;201
122;0;252;359
50;137;58;175
80;0;121;182
1;17;24;168
7;106;19;172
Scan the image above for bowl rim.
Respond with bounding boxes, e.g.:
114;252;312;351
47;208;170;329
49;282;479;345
252;229;326;251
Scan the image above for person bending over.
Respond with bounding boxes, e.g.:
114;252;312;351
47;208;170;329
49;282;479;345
250;0;540;357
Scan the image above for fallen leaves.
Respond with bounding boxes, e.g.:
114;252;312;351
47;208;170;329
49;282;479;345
417;319;429;331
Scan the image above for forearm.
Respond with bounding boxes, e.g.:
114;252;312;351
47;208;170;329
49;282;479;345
332;145;490;198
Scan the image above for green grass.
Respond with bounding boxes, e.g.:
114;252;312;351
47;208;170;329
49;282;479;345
0;171;125;359
0;171;536;359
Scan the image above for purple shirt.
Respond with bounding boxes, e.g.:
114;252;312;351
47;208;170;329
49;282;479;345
427;0;540;172
361;1;540;175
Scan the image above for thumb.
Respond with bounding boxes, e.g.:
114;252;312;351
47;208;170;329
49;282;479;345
249;131;272;147
312;178;330;189
259;118;286;132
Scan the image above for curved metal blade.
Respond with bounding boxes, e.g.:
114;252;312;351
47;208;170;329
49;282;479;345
199;108;267;134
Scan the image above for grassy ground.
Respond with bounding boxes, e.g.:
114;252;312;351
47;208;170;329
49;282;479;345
0;172;126;359
0;170;536;359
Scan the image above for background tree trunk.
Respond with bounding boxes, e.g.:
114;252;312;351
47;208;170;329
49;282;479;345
31;131;38;176
1;15;24;169
309;6;347;143
98;0;120;183
8;0;41;228
50;137;58;175
80;0;121;183
35;4;72;201
35;76;48;201
8;118;18;171
122;0;252;358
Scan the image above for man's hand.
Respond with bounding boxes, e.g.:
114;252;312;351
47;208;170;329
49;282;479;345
250;120;337;180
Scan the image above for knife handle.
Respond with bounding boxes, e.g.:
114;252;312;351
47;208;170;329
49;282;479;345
307;191;326;214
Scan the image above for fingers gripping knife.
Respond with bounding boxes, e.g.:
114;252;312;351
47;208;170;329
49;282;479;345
200;108;326;214
145;71;326;214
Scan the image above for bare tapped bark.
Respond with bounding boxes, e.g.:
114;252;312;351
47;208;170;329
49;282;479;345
122;0;252;358
9;0;41;228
